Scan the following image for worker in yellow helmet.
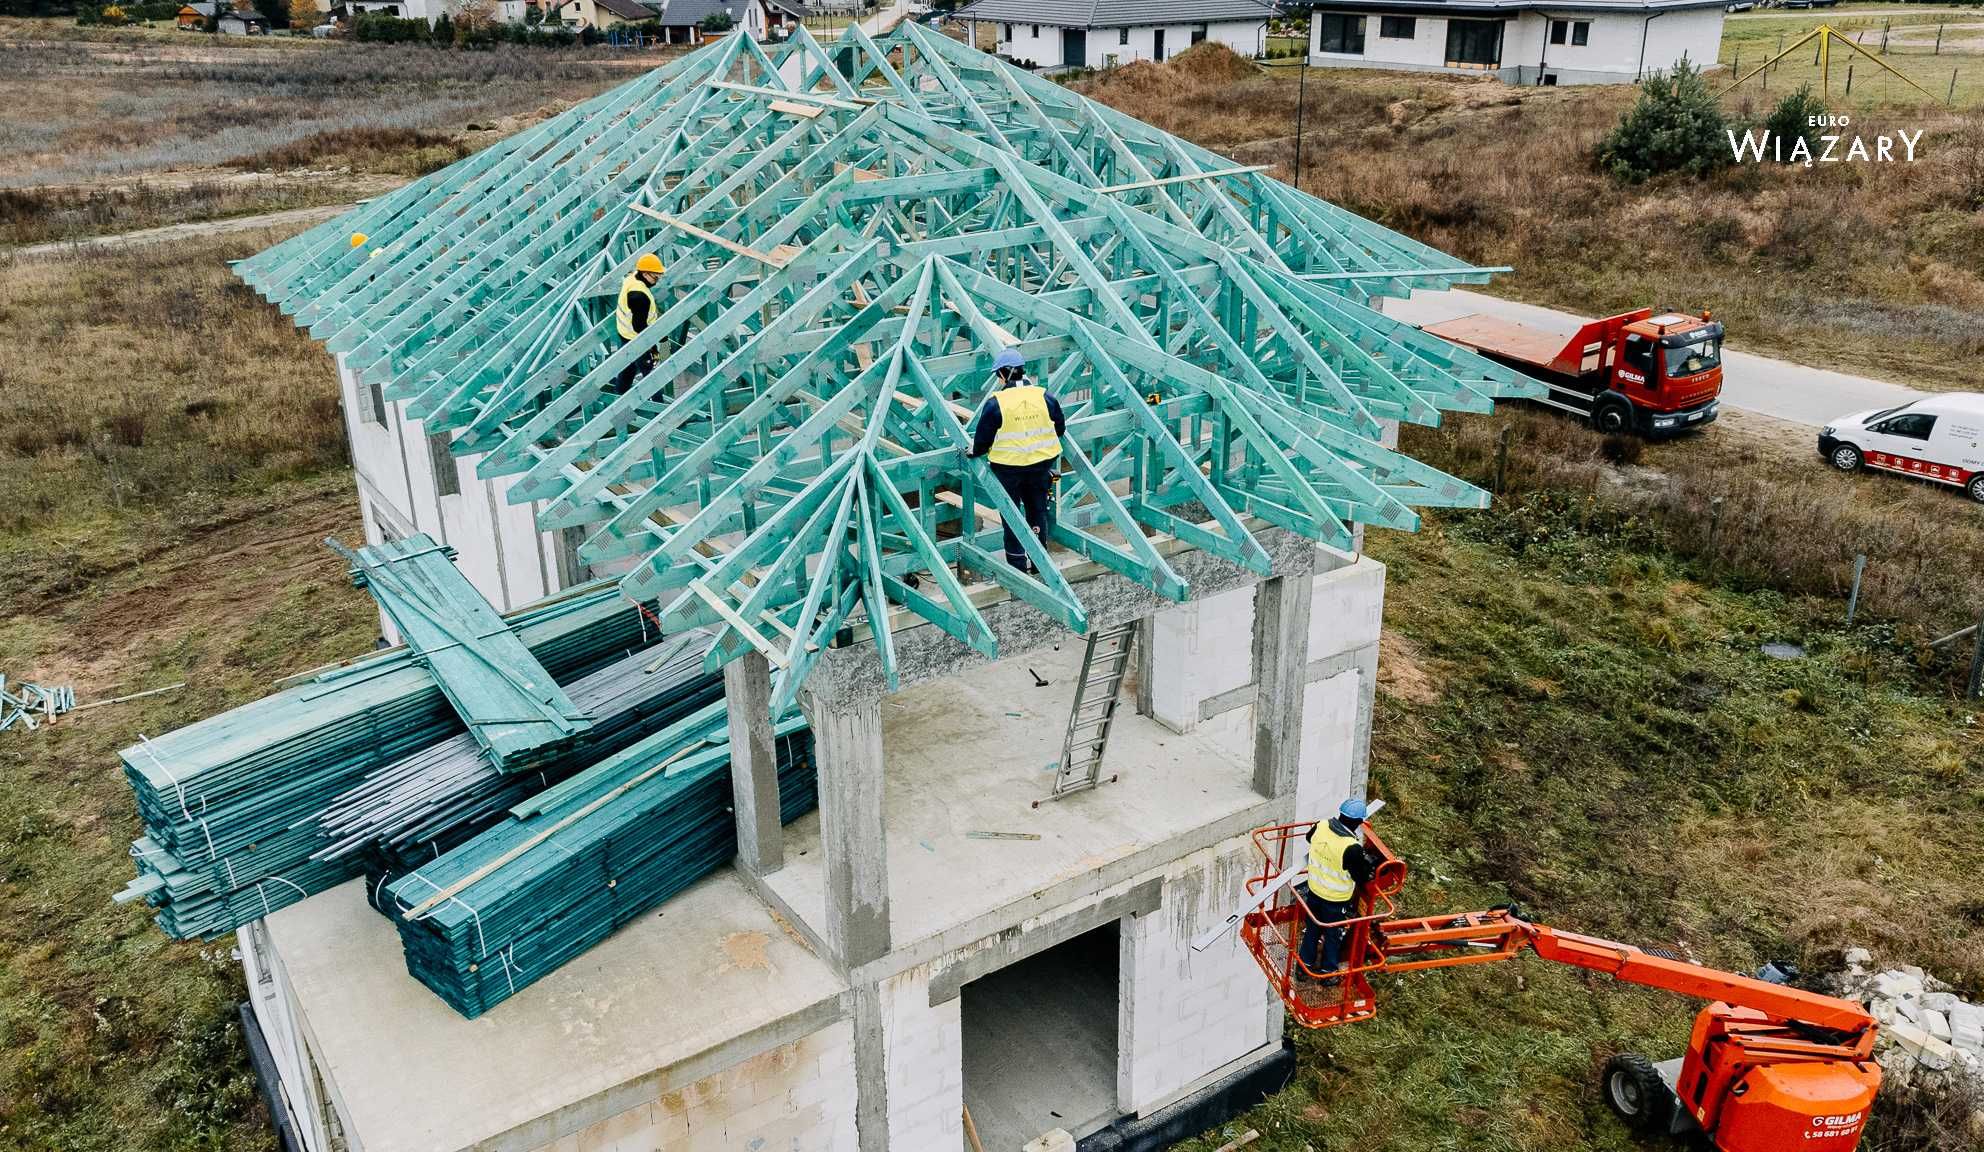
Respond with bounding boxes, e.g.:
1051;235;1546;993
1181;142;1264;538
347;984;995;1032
967;349;1064;573
1298;798;1377;982
614;252;665;391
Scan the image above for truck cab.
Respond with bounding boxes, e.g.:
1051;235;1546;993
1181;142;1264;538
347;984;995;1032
1422;307;1724;437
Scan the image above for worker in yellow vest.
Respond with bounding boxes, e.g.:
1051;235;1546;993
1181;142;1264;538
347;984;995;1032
967;349;1065;572
614;252;665;391
1299;798;1377;981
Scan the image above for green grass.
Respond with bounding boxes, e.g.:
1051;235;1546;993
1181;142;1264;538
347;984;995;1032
1720;6;1984;108
1164;416;1982;1152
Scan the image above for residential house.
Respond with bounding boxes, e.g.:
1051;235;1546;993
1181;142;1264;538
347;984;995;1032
176;1;216;27
553;0;804;37
552;0;659;28
216;7;272;32
955;0;1279;70
1306;0;1725;85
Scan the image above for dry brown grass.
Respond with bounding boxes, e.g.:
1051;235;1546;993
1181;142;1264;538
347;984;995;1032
1404;409;1984;642
226;125;470;176
1073;47;1984;391
0;229;350;612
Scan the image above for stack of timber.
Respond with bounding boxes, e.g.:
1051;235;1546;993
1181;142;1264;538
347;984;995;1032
341;537;592;773
116;582;651;940
315;630;722;877
384;702;816;1017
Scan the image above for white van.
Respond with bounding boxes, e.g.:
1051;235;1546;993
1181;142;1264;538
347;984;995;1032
1819;393;1984;503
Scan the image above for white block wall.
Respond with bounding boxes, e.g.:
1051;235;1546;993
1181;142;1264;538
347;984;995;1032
1297;668;1360;823
1118;841;1281;1114
1309;6;1723;83
992;19;1267;68
337;353;567;632
879;966;966;1150
541;1021;860;1152
1144;582;1254;733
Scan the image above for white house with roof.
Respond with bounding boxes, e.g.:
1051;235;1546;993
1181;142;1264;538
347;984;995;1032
956;0;1279;70
1307;0;1724;85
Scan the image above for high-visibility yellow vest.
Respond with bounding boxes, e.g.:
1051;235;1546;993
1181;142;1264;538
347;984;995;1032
1306;824;1360;901
987;385;1061;467
616;274;655;341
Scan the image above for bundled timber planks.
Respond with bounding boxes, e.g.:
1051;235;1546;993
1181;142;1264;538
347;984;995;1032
116;581;652;940
384;705;816;1018
342;536;590;772
316;630;722;876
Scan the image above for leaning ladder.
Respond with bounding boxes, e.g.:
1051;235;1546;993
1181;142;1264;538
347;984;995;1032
1039;622;1138;804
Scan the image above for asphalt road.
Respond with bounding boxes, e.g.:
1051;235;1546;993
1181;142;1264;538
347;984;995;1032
1380;287;1929;428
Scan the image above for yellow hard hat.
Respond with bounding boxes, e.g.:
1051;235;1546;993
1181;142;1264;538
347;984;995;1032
635;253;664;275
350;232;368;248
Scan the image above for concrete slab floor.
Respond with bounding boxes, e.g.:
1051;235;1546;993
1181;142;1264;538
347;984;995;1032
962;922;1121;1152
264;872;847;1152
764;638;1267;954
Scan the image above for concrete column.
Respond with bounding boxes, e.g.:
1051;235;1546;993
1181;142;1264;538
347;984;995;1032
724;651;784;878
1250;573;1313;799
806;692;892;969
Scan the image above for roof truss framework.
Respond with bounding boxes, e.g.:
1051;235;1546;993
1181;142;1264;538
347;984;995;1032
239;25;1542;711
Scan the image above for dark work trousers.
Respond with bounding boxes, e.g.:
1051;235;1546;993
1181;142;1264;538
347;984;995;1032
1297;887;1355;978
990;460;1055;569
613;344;654;394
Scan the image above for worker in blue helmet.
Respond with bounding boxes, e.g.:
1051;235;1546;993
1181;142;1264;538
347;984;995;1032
968;347;1065;573
1299;798;1378;982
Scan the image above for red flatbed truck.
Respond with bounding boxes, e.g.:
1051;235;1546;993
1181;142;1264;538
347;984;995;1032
1423;307;1724;437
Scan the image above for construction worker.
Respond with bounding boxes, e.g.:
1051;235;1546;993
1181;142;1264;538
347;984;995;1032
1298;798;1378;981
614;252;665;391
968;349;1064;572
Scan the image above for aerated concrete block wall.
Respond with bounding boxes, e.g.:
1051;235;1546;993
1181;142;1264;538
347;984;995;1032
543;1021;860;1152
878;966;966;1149
1118;841;1283;1114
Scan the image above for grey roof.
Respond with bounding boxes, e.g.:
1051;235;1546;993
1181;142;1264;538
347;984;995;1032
1310;0;1724;12
955;0;1276;27
656;0;743;23
595;0;658;20
183;2;217;14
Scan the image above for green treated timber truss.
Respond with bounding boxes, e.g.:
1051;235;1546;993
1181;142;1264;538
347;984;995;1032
237;26;1544;713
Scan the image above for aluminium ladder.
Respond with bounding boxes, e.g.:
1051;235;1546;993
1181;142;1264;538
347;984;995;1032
1038;622;1137;805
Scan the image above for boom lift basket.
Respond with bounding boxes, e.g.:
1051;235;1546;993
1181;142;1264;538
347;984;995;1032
1238;821;1407;1028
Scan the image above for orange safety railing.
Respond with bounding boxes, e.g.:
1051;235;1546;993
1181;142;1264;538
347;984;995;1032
1238;821;1408;1028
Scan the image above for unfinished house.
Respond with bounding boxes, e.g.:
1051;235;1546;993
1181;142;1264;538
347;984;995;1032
198;24;1542;1152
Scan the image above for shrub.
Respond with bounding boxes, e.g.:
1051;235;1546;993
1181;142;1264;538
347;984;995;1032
698;10;730;31
1764;84;1826;162
98;3;126;21
1597;57;1729;182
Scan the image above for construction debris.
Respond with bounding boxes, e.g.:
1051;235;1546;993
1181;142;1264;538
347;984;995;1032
1;676;76;732
1831;950;1984;1090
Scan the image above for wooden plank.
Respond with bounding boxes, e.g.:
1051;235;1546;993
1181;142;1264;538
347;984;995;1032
770;99;826;119
629;203;791;267
1095;165;1271;194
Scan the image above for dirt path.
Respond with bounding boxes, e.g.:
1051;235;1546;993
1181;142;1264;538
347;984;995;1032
6;202;356;260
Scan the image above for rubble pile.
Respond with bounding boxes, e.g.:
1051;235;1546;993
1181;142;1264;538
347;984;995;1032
1831;947;1984;1093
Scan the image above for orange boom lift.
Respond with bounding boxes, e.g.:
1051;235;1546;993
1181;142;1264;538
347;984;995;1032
1238;821;1881;1150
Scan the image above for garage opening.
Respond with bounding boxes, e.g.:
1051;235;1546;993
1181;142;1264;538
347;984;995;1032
961;921;1121;1150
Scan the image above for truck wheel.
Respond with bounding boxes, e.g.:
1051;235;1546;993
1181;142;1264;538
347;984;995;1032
1830;444;1863;473
1603;1053;1673;1135
1969;474;1984;504
1592;399;1632;436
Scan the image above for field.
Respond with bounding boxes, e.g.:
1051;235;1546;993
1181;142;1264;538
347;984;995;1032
0;20;648;245
0;22;1981;1152
1721;6;1984;107
1071;46;1984;393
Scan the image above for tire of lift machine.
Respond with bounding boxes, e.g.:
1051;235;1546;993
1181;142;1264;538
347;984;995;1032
1602;1052;1676;1136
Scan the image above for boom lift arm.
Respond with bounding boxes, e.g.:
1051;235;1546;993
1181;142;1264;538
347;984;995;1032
1236;821;1881;1152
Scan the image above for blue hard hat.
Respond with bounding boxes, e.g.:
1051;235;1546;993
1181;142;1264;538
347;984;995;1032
992;348;1026;371
1338;798;1368;822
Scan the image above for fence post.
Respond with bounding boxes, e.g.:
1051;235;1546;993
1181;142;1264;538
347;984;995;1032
1845;63;1854;95
1936;23;1943;55
1953;69;1960;104
1706;496;1725;575
1493;424;1513;495
1969;606;1984;700
1846;554;1866;624
1880;19;1889;55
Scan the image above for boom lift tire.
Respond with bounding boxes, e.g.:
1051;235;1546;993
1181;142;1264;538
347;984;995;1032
1829;444;1864;473
1602;1053;1673;1134
1968;474;1984;504
1592;398;1633;436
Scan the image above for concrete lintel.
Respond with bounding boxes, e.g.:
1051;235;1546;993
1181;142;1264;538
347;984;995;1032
806;528;1320;704
802;690;893;970
470;992;853;1152
724;651;784;877
1195;644;1375;723
926;878;1162;1006
846;796;1289;987
1250;573;1313;799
